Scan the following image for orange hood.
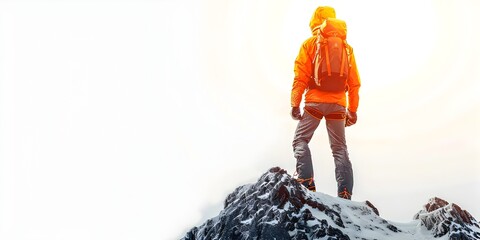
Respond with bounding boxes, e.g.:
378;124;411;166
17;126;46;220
309;6;336;35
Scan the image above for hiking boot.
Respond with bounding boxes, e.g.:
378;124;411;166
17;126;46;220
338;188;351;200
296;178;316;192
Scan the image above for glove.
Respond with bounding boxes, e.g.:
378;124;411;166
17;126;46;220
291;107;302;120
345;110;357;127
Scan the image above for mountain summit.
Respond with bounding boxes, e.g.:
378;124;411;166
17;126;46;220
182;167;479;240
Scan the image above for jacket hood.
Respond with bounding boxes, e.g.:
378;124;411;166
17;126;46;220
309;6;336;34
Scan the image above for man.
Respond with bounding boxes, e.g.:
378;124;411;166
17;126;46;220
290;6;361;199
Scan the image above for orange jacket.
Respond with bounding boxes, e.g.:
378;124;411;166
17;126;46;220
291;7;361;113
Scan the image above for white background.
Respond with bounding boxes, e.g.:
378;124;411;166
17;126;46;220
1;0;479;239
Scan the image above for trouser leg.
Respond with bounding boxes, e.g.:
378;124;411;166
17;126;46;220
292;111;321;180
326;118;354;195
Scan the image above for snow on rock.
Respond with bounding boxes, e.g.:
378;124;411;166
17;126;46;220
414;197;480;239
182;167;480;240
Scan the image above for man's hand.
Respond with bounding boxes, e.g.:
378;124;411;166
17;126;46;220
291;107;302;120
345;110;357;127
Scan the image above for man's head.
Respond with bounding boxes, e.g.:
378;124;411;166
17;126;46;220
309;6;336;33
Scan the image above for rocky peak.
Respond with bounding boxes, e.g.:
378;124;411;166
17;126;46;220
414;197;480;239
182;167;480;240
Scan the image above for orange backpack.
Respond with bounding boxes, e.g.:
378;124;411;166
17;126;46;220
311;18;350;92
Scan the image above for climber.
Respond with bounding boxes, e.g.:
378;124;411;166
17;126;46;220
290;6;361;200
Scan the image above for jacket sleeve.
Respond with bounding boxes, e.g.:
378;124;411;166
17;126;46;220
291;39;314;107
346;48;361;112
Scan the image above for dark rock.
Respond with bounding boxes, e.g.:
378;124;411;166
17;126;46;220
387;224;400;233
272;184;289;208
366;200;380;216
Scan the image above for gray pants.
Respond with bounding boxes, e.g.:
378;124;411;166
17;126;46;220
292;102;354;195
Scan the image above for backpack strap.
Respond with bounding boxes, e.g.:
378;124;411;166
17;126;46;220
313;29;322;86
324;44;331;76
339;45;346;77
